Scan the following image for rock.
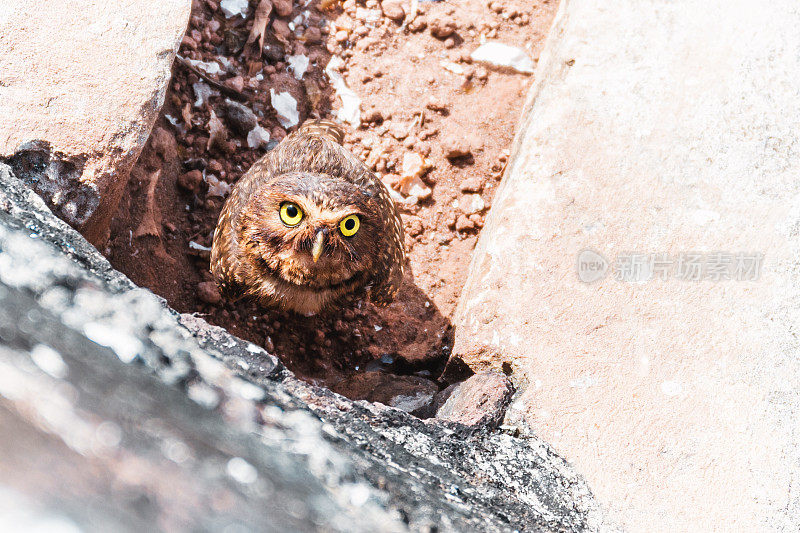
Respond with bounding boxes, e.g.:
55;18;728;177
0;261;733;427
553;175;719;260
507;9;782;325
0;163;603;532
470;42;535;74
222;99;259;135
206;110;229;151
380;0;405;21
304;26;322;44
381;173;401;189
396;153;433;201
388;121;408;140
453;1;800;530
272;19;291;40
247;125;272;149
362;108;386;123
430;383;458;413
459;177;482;193
0;0;191;244
178;169;203;192
270;0;293;17
459;194;485;215
401;152;431;179
332;371;439;416
436;372;514;429
197;281;222;304
220;0;249;18
226;75;245;92
429;18;457;39
262;34;286;63
443;136;472;159
455;214;474;232
425;96;449;113
407;16;427;33
270;89;299;129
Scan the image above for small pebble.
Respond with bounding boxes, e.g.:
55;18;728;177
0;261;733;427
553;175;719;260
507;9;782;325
271;0;293;17
381;0;405;21
222;99;258;135
425;97;448;113
459;177;482;193
455;214;475;232
197;281;222;305
430;18;457;39
177;170;203;191
227;75;245;93
443;136;471;159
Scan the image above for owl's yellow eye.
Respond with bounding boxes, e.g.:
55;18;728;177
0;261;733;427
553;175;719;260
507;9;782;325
279;202;304;226
339;214;360;237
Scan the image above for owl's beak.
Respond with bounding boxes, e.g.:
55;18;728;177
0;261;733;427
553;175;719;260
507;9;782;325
311;229;325;263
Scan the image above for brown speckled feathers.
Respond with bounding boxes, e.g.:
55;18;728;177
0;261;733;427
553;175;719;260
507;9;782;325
211;120;405;314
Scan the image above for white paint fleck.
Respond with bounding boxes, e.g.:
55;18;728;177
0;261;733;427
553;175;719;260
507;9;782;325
204;173;231;198
186;59;222;76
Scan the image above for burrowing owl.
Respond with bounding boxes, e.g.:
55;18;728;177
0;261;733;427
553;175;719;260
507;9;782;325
211;120;406;315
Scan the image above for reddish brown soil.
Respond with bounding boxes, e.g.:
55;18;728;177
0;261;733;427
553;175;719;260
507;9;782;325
105;0;556;394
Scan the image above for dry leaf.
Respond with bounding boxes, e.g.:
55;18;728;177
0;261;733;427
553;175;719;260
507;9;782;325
181;103;193;126
303;77;323;113
207;110;228;151
245;0;273;58
134;169;162;238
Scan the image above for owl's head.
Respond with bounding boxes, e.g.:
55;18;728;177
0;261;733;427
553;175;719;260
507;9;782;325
238;171;382;291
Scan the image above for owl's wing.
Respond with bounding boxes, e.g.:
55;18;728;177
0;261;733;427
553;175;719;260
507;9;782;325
210;184;248;300
368;213;406;307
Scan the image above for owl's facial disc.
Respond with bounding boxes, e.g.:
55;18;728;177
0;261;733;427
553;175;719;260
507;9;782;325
240;173;378;289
